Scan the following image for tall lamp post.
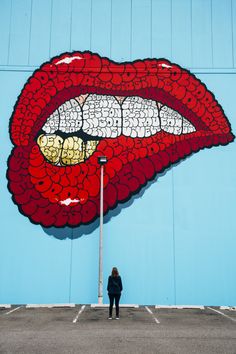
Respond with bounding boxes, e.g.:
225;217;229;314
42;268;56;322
97;156;108;305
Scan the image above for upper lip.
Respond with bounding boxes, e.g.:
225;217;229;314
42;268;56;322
10;51;234;146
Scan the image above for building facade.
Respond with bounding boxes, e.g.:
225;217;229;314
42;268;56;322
1;0;236;305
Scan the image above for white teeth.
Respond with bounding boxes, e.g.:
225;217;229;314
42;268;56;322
41;94;196;139
159;105;195;135
82;94;122;138
42;99;83;134
122;96;160;137
58;99;83;133
42;110;60;134
182;117;196;134
160;105;182;135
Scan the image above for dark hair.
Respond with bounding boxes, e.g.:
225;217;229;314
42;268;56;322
111;267;119;277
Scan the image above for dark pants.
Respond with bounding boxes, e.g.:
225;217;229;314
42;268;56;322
108;293;121;317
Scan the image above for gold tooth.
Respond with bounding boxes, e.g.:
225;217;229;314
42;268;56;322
61;137;85;165
85;140;99;159
37;134;63;164
37;134;47;147
37;133;99;166
63;136;74;150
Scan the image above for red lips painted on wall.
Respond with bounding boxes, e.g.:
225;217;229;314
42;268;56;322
7;51;234;227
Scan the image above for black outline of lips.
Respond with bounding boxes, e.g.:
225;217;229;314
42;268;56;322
7;51;235;228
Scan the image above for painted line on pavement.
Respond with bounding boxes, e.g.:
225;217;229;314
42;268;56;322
5;306;22;315
73;305;86;323
208;307;236;323
145;306;160;324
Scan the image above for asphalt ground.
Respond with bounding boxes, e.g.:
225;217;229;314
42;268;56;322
0;306;236;354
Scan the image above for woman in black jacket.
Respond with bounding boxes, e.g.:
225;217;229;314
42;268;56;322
107;267;123;319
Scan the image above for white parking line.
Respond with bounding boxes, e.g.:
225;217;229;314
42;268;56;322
73;305;86;323
207;307;236;323
145;306;160;324
5;306;22;315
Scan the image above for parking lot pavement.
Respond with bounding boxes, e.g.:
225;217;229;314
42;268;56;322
0;306;236;354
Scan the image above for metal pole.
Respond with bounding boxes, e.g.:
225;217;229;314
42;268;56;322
98;164;104;304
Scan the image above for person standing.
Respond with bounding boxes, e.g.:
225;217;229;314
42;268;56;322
107;267;123;319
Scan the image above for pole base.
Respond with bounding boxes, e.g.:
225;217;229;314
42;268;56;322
98;296;103;305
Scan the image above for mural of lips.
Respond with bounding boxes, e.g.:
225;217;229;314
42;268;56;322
7;51;234;228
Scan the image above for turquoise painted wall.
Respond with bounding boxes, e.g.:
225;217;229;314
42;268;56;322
0;0;236;305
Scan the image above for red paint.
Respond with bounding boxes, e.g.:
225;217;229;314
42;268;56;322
7;51;234;227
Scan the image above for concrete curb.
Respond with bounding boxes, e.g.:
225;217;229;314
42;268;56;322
220;306;236;311
91;304;139;308
26;303;75;308
155;305;205;309
4;304;235;310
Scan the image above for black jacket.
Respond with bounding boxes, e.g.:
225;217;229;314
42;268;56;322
107;275;123;295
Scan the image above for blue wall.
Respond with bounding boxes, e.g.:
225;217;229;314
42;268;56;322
0;0;236;305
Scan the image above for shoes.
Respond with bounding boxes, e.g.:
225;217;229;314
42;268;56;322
108;317;112;320
116;317;119;320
